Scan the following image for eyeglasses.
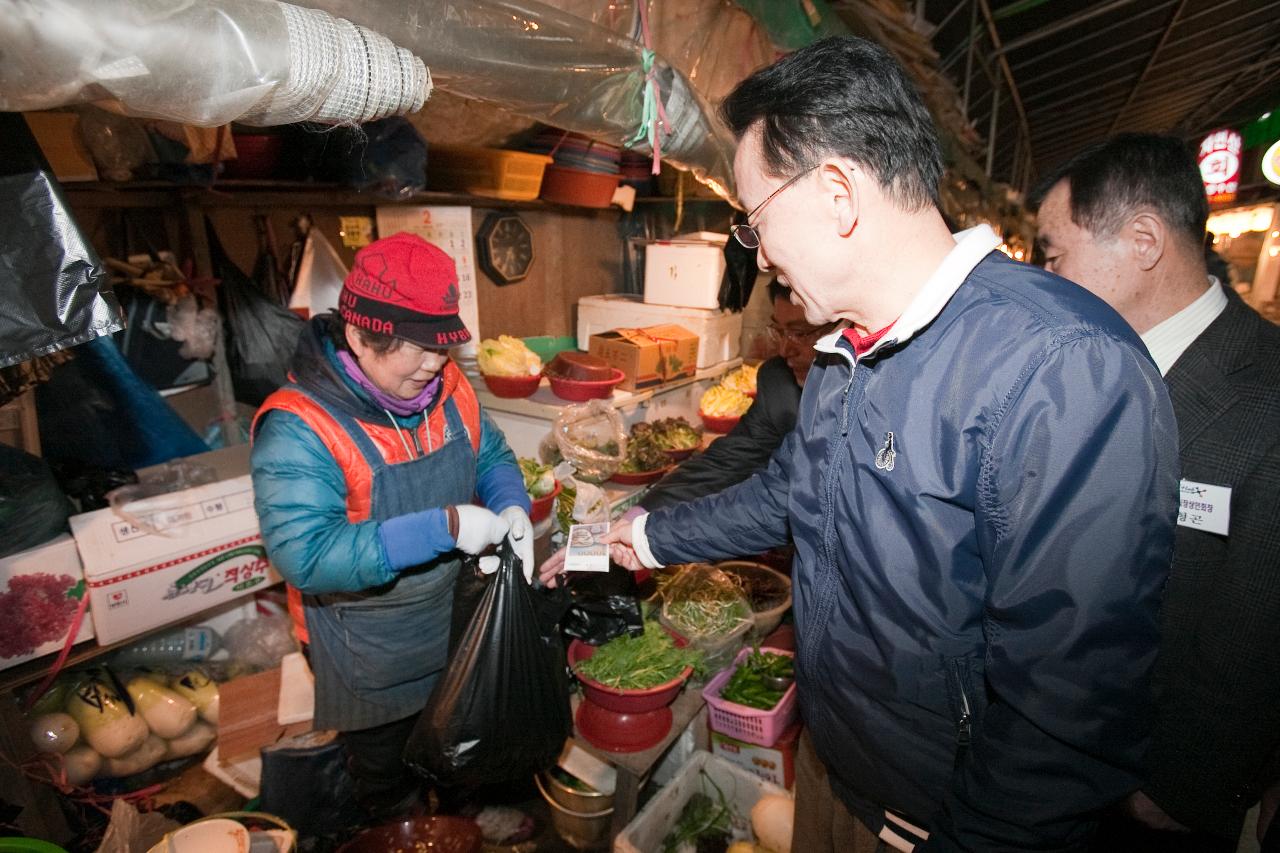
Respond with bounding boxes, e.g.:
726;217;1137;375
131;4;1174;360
766;322;829;345
730;165;818;249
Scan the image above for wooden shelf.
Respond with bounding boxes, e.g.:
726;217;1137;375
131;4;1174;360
59;180;714;212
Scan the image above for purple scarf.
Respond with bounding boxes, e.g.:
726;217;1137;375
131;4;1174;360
337;349;442;417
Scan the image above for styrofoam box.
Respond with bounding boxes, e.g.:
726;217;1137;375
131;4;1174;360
643;232;729;310
614;751;790;853
0;534;95;671
69;446;280;645
577;294;742;369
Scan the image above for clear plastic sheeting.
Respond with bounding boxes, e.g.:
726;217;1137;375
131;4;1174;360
0;0;430;127
542;0;775;104
0;113;122;368
297;0;739;200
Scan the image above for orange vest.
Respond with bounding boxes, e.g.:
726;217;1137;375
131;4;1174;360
253;362;482;644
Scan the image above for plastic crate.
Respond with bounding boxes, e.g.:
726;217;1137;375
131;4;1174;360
614;752;788;853
701;646;798;747
427;145;552;200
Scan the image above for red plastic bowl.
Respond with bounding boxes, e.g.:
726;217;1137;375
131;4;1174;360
568;631;692;714
700;411;742;434
662;446;698;463
540;164;621;208
609;466;671;486
574;700;673;753
547;368;625;401
481;371;541;398
529;480;562;524
225;134;284;179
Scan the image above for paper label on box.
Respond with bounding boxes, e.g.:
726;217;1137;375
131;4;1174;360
564;522;610;573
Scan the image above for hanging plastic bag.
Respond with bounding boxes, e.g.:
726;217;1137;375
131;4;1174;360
0;446;73;559
207;219;305;406
403;540;571;789
553;399;627;484
0;113;123;368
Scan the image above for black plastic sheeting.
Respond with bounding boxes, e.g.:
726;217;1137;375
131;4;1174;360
404;542;571;789
0;112;122;368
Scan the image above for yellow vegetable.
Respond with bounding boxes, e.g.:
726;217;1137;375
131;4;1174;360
722;364;759;395
65;677;149;758
478;335;542;377
170;669;220;724
30;712;79;754
62;744;102;785
125;675;197;738
751;794;794;853
700;385;753;418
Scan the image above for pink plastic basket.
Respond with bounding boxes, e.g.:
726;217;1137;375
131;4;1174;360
701;646;798;747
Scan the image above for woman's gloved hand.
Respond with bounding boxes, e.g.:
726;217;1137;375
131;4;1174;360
499;506;534;584
452;505;510;555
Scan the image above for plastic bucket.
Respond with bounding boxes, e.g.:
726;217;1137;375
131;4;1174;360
535;772;613;851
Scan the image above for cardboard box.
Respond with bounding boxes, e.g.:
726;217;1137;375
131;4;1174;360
587;324;699;391
69;446;280;645
576;294;742;368
23;112;98;182
643;231;729;310
0;534;95;672
708;721;801;789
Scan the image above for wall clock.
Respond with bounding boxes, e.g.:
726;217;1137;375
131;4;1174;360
476;211;534;285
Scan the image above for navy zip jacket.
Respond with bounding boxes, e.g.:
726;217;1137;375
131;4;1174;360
643;238;1180;851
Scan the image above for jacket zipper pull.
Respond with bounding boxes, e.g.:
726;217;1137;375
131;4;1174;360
957;685;972;749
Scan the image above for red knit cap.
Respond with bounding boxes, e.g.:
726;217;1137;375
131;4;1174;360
339;232;471;348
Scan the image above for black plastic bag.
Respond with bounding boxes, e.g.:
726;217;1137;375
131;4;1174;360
0;113;122;367
404;541;571;789
562;565;645;645
0;445;73;558
206;219;305;406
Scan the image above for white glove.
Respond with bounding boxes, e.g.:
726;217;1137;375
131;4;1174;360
500;506;535;584
453;505;509;555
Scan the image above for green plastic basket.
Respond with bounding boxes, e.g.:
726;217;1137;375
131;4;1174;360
522;336;578;365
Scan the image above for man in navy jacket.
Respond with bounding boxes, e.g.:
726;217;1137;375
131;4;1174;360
544;37;1179;851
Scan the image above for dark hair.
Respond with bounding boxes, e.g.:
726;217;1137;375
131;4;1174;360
719;36;943;211
326;310;403;355
767;278;788;303
1030;133;1208;248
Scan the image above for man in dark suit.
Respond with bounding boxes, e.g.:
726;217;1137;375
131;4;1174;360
641;279;820;510
1034;133;1280;852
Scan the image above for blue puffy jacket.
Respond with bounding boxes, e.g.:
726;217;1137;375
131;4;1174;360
644;245;1179;850
251;319;527;595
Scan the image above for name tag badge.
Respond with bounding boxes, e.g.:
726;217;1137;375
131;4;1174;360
1177;479;1230;535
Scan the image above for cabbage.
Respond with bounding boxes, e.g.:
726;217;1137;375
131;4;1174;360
478;336;542;377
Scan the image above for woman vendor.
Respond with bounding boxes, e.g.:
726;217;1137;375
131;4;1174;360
250;232;533;818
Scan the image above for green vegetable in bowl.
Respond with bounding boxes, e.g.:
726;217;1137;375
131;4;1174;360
619;425;670;473
574;626;702;690
718;649;795;711
519;458;556;499
649;417;702;451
